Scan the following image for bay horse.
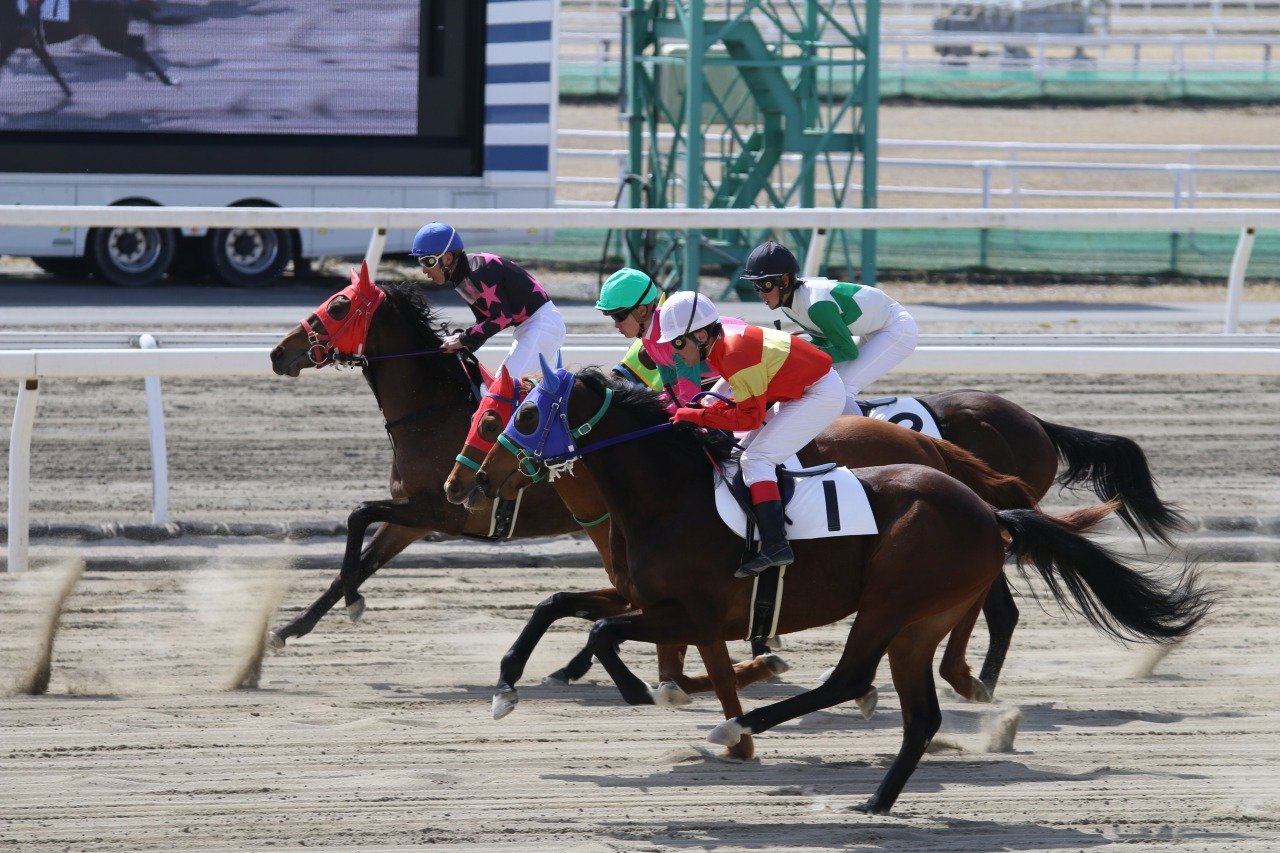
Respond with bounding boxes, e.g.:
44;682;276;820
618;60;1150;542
482;367;1211;814
265;263;588;649
0;0;176;98
446;366;1041;698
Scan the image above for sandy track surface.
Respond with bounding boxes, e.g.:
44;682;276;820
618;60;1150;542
2;554;1278;850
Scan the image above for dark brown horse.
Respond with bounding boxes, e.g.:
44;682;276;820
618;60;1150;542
265;266;588;649
482;367;1211;814
446;367;1040;698
0;0;175;98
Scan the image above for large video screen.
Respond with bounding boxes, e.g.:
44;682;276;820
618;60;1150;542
0;0;485;176
0;0;424;135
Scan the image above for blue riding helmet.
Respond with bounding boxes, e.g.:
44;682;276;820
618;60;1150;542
412;222;465;257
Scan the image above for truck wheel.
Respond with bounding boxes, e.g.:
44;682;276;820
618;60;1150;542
32;256;88;279
205;227;292;288
87;226;177;287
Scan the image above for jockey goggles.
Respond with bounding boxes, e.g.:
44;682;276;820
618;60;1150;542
600;279;655;323
414;250;449;270
751;275;787;294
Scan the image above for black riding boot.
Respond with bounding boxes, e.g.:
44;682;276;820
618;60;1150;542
736;500;794;578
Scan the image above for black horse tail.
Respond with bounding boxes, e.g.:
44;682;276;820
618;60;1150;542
1036;417;1190;547
996;508;1212;644
932;438;1040;511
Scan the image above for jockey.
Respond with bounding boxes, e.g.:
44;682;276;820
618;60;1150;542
741;240;918;416
596;266;743;406
659;291;845;578
411;221;565;383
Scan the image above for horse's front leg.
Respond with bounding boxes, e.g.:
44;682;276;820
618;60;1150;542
493;588;632;719
30;38;72;97
586;602;711;707
268;516;425;649
339;498;436;617
696;642;755;761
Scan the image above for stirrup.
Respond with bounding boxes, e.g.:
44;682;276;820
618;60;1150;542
735;547;793;579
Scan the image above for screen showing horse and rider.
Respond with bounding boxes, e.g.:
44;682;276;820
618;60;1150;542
0;0;420;135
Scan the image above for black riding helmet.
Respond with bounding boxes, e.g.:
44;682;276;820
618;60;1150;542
740;240;800;300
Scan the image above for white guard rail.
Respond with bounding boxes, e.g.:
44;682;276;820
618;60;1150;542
6;336;1280;574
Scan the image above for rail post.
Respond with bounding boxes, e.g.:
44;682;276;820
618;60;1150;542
137;334;170;524
1224;227;1257;334
6;378;38;573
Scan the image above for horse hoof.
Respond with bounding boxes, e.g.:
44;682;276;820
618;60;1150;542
346;596;366;623
969;676;993;703
265;630;285;651
541;669;571;686
707;718;750;747
759;653;790;676
817;665;834;684
856;686;878;720
652;681;692;707
492;686;519;720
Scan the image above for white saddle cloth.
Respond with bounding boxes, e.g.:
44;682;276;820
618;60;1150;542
713;456;878;541
866;396;943;439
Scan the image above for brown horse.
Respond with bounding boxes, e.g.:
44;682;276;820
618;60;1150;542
0;0;175;98
482;367;1211;814
446;366;1040;698
265;265;589;649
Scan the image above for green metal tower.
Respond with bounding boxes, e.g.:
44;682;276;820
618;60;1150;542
621;0;880;294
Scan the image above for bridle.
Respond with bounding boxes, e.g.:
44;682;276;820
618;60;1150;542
496;367;673;484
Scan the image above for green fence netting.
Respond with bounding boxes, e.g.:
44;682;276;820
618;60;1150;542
481;227;1280;285
560;65;1280;103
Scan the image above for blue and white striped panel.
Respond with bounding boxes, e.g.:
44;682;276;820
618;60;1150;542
486;0;554;177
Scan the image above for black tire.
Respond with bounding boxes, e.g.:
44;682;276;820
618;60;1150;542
86;225;176;287
31;256;88;279
204;227;293;288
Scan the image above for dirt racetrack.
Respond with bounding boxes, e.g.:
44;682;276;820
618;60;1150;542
2;343;1280;848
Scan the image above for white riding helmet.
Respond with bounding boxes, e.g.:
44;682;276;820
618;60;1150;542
656;291;721;343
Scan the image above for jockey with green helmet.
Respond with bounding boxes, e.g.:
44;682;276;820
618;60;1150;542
742;240;918;415
596;266;743;406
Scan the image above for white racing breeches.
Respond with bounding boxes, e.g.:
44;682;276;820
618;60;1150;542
739;369;846;488
497;302;567;382
836;304;918;415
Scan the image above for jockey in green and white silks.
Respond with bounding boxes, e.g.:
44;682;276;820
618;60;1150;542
740;240;918;416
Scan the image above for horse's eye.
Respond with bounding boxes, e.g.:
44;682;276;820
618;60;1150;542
515;403;540;435
480;411;501;438
327;295;352;320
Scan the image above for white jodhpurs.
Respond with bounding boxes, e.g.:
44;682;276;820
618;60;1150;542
739;369;846;488
497;302;567;381
836;304;918;415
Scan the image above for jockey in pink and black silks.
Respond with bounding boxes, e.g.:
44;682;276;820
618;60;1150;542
411;221;566;383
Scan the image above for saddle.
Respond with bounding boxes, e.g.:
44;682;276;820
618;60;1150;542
724;461;838;539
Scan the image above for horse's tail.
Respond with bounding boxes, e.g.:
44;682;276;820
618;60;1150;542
996;507;1213;644
931;437;1040;511
1036;417;1190;547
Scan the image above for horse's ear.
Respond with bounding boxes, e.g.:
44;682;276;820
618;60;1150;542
496;364;513;392
555;350;563;370
538;354;559;393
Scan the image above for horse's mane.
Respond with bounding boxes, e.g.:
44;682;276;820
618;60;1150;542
377;280;452;347
577;368;734;465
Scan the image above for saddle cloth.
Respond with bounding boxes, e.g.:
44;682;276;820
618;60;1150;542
714;456;877;541
863;396;943;439
18;0;70;23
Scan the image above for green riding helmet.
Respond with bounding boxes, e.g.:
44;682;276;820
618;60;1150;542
595;268;658;312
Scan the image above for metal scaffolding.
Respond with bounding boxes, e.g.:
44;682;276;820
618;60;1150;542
621;0;880;294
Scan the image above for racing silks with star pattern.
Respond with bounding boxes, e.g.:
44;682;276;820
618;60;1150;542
449;252;552;352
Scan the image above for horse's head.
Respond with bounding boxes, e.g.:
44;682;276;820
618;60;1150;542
444;365;528;508
270;261;387;376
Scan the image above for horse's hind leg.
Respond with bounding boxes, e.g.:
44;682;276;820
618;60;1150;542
97;29;176;85
860;617;952;815
267;520;425;648
668;649;788;695
978;574;1018;694
938;591;991;702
